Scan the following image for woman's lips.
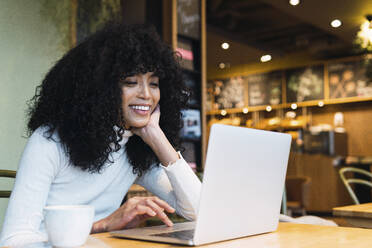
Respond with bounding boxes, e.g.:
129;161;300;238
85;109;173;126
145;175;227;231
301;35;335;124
129;105;151;116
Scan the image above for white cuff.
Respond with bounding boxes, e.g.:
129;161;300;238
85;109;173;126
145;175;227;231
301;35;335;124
159;151;184;170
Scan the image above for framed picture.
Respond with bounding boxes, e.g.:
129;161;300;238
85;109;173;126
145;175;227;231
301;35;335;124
211;76;245;109
286;65;324;103
183;72;200;108
328;60;372;99
247;71;282;106
180;141;197;172
177;0;200;40
176;38;194;70
181;109;201;139
76;0;122;45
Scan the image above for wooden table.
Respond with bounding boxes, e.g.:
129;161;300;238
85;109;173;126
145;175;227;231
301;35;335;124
333;202;372;228
83;223;372;247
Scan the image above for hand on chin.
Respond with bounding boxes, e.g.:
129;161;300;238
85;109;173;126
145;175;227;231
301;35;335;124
129;105;161;145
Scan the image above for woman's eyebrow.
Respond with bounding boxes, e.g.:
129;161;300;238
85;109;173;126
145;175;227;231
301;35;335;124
124;75;137;81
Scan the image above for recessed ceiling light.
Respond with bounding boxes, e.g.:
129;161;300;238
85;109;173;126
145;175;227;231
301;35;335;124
318;101;324;107
260;54;272;62
266;106;272;112
289;0;300;6
291;103;298;110
242;108;249;114
219;63;226;69
331;19;342;28
221;42;230;49
221;110;227;116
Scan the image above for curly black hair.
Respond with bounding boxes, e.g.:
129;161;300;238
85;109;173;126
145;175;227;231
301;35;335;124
27;22;189;175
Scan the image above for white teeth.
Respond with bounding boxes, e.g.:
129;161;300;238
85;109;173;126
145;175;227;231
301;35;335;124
131;105;150;111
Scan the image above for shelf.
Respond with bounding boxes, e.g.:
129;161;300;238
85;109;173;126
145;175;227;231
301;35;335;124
207;104;284;115
206;97;372;115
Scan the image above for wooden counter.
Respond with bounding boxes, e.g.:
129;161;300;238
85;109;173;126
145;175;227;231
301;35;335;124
287;153;353;211
85;223;372;247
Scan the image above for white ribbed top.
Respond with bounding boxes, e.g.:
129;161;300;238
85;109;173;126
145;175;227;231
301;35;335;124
0;127;201;247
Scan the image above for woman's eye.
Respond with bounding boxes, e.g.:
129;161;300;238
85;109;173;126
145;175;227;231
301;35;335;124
122;81;137;86
150;82;159;87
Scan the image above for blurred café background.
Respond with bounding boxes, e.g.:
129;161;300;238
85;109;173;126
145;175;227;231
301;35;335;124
1;0;372;228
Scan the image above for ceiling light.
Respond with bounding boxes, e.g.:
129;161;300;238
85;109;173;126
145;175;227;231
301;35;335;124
221;110;227;116
318;101;324;107
291;103;298;110
289;0;300;6
260;54;272;62
266;106;272;112
242;108;249;114
219;63;226;69
221;42;230;49
331;19;342;28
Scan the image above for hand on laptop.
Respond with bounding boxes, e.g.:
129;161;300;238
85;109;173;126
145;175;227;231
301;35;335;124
91;196;175;233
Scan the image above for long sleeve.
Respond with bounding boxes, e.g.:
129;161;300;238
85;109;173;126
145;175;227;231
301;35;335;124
0;129;60;247
135;152;202;220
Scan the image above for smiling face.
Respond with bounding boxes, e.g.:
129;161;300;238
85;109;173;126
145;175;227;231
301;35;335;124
120;72;160;128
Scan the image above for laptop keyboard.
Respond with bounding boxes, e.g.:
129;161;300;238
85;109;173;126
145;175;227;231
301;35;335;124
151;229;195;240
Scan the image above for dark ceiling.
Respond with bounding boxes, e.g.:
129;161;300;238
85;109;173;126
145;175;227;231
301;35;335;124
207;0;372;68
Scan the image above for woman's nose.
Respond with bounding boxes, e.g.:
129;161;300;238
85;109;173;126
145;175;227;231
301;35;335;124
138;84;151;99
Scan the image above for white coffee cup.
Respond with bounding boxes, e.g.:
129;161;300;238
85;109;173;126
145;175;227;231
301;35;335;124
43;205;95;247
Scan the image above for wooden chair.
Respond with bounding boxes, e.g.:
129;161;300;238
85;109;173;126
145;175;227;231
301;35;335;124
339;167;372;205
0;169;16;198
285;176;312;216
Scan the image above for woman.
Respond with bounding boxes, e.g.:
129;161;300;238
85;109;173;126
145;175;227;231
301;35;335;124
0;22;201;246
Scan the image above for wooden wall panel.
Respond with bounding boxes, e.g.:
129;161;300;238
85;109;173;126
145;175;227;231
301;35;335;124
287;153;353;212
162;0;177;48
310;102;372;156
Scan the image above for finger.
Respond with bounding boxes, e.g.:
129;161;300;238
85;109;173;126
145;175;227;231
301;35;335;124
150;104;159;114
133;205;173;227
132;204;157;217
149;207;173;227
145;199;170;220
159;213;173;227
138;199;174;227
91;220;106;233
151;197;175;213
154;104;160;113
125;197;141;211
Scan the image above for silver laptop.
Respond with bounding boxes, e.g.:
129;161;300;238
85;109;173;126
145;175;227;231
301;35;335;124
111;124;291;246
